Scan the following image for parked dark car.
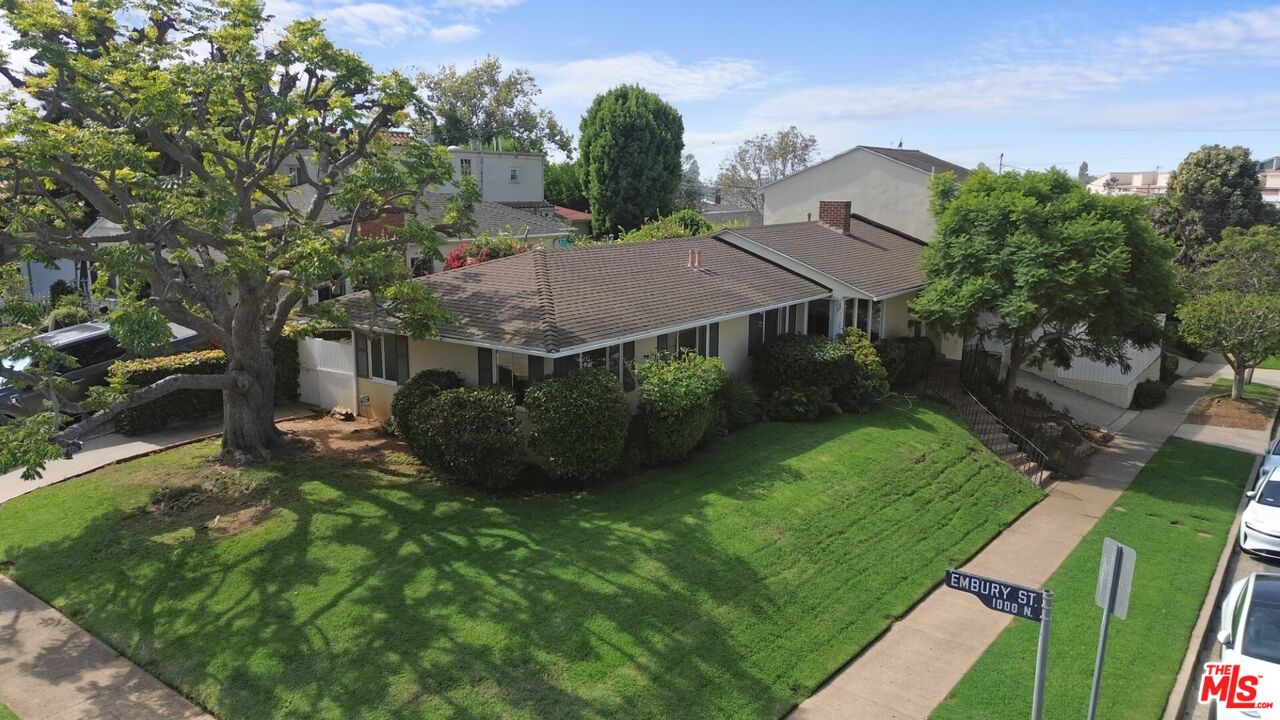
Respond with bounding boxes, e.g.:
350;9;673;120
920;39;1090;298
0;321;205;421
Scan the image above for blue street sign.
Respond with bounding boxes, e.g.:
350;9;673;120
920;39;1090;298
946;568;1044;622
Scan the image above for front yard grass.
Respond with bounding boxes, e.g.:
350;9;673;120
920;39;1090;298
932;438;1254;720
0;702;16;720
1260;356;1280;370
0;402;1042;720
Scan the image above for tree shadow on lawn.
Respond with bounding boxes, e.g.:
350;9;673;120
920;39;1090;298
4;404;972;720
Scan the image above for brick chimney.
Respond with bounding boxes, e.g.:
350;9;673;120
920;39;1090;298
817;201;852;234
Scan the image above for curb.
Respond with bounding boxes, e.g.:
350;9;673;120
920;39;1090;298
1160;399;1279;720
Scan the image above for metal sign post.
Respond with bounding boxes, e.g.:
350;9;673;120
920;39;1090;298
1086;538;1136;720
1031;590;1053;720
945;569;1051;720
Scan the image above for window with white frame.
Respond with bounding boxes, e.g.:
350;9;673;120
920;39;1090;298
459;158;472;177
509;167;520;183
356;332;408;384
496;351;530;400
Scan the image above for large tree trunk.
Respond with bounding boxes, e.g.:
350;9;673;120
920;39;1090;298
1232;369;1247;401
1002;336;1024;398
219;303;285;463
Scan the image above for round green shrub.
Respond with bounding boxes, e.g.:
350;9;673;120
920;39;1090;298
714;373;761;431
764;385;830;421
875;336;936;386
409;387;526;490
751;334;856;391
391;368;465;442
1130;379;1166;409
525;368;629;481
633;351;725;465
44;303;90;330
834;329;890;412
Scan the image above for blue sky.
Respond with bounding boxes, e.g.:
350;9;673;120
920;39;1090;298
281;1;1280;176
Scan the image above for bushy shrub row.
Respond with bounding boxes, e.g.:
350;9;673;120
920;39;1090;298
390;368;465;446
525;368;630;481
750;331;889;421
874;336;936;387
110;338;299;435
1131;379;1167;409
408;387;526;490
633;351;726;465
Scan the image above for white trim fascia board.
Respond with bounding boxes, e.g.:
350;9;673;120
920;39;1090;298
871;285;927;302
347;294;832;359
716;229;871;298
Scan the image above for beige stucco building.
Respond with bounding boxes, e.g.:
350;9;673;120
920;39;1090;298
761;146;970;242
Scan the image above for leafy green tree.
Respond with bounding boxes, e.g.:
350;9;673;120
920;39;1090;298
675;153;705;211
1179;293;1280;399
578;85;684;236
416;56;571;155
715;126;818;214
0;0;466;475
544;160;587;211
618;209;714;244
1076;161;1093;185
1163;145;1269;263
1178;226;1280;396
913;168;1179;397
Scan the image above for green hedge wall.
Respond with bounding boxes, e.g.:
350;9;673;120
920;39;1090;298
110;337;299;436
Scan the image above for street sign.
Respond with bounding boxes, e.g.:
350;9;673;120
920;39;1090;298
1087;538;1138;720
945;568;1043;621
945;568;1052;720
1095;537;1136;620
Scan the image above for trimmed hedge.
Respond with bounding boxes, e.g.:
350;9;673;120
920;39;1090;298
525;368;629;481
875;336;936;387
751;334;856;391
764;385;830;422
633;351;726;465
110;337;300;436
390;369;465;444
1131;379;1167;409
835;329;890;412
408;387;526;490
111;350;227;435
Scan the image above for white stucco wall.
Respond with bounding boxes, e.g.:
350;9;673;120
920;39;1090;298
437;150;545;204
761;148;937;241
357;337;481;420
718;315;751;376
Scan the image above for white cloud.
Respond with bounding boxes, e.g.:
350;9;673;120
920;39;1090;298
752;6;1280;127
316;3;432;45
429;23;480;42
434;0;523;9
536;52;768;104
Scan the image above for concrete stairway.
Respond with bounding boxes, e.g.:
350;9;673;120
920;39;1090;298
926;364;1052;487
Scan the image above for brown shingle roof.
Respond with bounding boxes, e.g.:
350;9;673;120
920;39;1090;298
860;147;970;179
333;236;828;353
724;216;926;298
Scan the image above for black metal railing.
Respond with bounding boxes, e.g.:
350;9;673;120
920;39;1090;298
925;353;1053;486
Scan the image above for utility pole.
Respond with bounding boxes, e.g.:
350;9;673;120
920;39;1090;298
998;153;1004;173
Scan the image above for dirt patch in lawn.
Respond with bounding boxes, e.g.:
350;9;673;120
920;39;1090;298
277;413;411;464
1186;394;1275;430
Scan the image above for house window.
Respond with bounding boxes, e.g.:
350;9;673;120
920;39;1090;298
509;167;520;183
459;158;472;177
870;300;884;341
806;300;829;337
676;327;699;353
356;332;409;384
496;351;530;401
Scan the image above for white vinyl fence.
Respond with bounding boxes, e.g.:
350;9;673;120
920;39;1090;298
298;336;356;411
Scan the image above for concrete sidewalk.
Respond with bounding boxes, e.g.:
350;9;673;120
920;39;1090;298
0;405;312;505
790;355;1230;720
0;576;213;720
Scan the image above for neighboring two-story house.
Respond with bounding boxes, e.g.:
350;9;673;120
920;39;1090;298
761;145;970;241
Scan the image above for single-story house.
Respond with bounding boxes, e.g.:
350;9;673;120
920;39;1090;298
552;205;592;236
316;201;929;421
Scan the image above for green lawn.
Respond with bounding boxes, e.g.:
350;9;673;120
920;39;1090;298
932;438;1254;720
0;403;1041;720
0;703;15;720
1260;356;1280;370
1210;376;1280;403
